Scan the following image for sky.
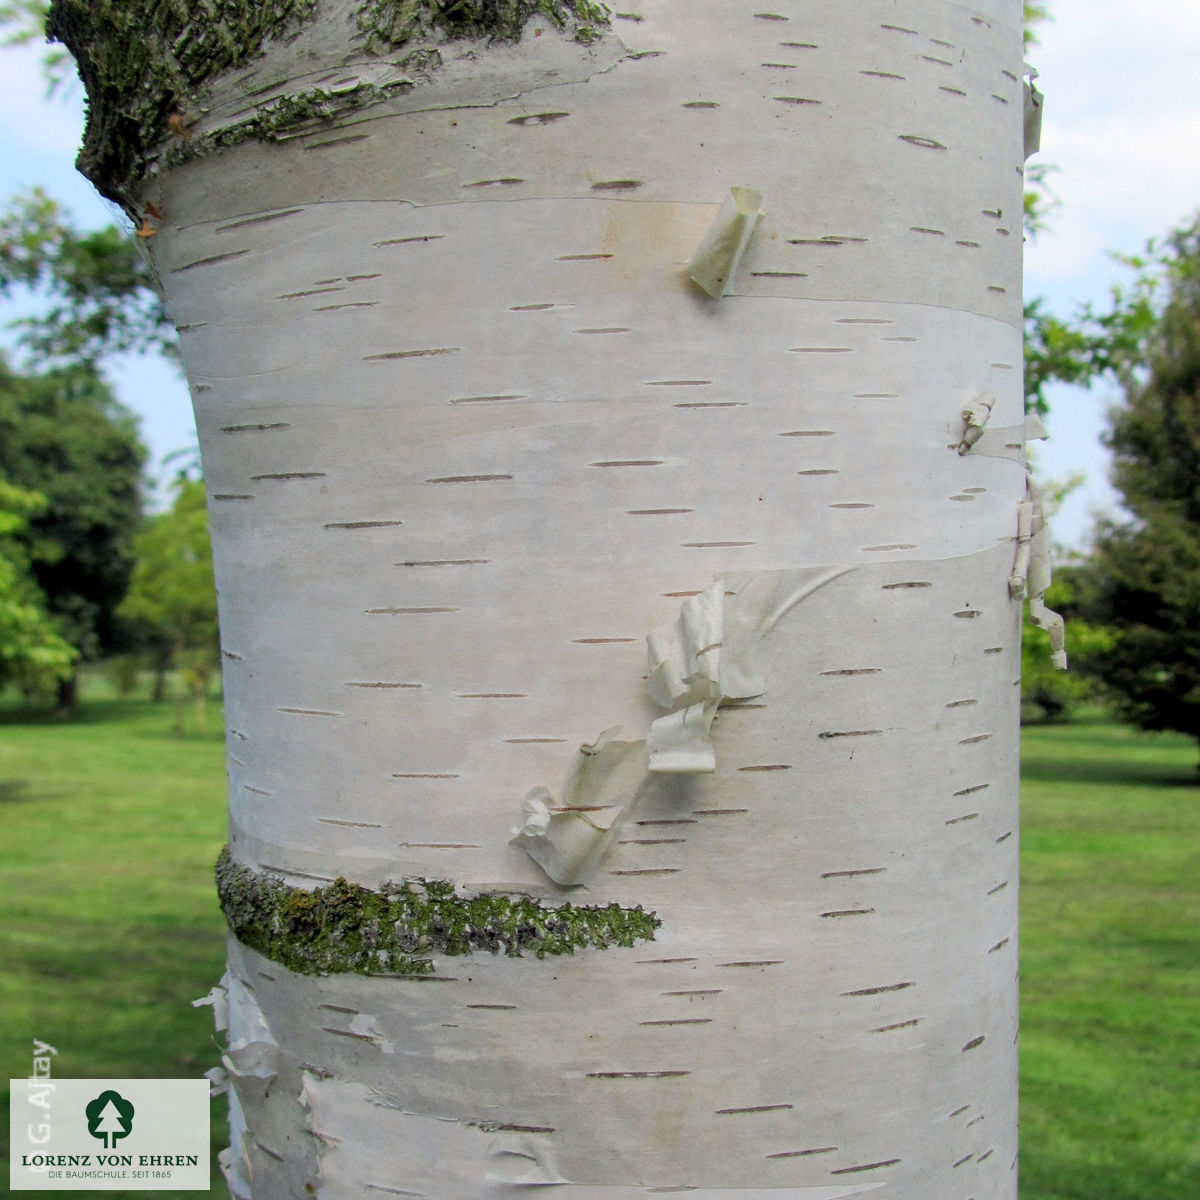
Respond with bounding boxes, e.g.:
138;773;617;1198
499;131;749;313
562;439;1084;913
2;3;1199;541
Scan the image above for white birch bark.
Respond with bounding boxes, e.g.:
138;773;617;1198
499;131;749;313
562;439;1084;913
140;1;1029;1195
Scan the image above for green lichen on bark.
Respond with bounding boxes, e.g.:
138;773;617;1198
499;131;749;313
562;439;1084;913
216;846;658;977
46;0;611;209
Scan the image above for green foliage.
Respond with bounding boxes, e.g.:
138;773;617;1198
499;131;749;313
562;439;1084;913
1;188;174;365
0;476;78;688
1077;214;1200;755
1022;569;1113;722
0;356;146;673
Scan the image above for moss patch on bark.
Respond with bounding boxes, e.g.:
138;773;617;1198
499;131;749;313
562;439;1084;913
216;846;658;976
46;0;611;209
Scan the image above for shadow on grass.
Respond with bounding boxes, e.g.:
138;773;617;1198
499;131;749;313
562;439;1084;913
1021;756;1200;789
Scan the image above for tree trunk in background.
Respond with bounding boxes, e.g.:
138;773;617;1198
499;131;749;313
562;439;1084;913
60;2;1030;1195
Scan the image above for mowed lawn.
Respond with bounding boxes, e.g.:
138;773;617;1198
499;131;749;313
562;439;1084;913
2;690;1198;1198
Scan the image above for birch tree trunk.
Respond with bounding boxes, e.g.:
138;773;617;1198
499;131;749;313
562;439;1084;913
55;2;1035;1196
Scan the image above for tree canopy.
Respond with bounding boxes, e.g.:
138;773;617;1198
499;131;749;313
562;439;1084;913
0;356;146;697
1076;215;1200;753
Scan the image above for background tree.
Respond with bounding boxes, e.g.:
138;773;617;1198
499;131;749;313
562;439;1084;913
0;355;145;710
118;472;219;715
0;474;77;689
1080;215;1200;758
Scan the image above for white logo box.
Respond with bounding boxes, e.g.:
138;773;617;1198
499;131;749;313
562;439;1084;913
9;1079;209;1192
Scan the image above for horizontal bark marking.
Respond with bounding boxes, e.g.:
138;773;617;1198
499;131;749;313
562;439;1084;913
954;783;990;796
822;867;887;879
959;733;993;744
315;301;379;312
348;274;381;281
508;112;570;125
641;1018;712;1026
322;1025;379;1043
663;989;722;996
628;508;694;515
841;981;914;997
276;286;343;299
319;1003;358;1014
674;401;748;408
819;730;882;739
831;1159;902;1174
780;429;835;437
637;957;698;964
911;225;945;236
946;698;978;707
738;764;791;772
505;738;569;744
798;468;838;476
821;909;875;919
984;646;1004;654
751;270;808;278
466;1003;518;1010
899;134;947;150
374;235;445;246
242;785;271;795
775;95;821;105
987;881;1009;895
250;471;325;481
830;502;873;509
766;1147;838;1159
451;394;529;404
317;818;384;829
589;459;664;467
574;327;631;334
608;868;681;876
684;541;757;548
344;681;421;688
364;1184;423;1197
574;637;637;644
636;819;696;827
862;70;905;79
556;253;612;261
220;422;291;433
820;668;881;677
587;1071;691;1079
718;960;782;968
257;865;336;883
718;703;766;711
872;1018;923;1033
619;838;687;846
464;178;525;188
398;559;491;567
716;1103;793;1115
978;1148;996;1163
988;285;1009;294
754;13;789;21
304;134;371;151
424;470;513;484
590;180;644;191
222;649;243;661
921;55;954;67
780;40;818;48
490;1124;556;1134
790;346;852;354
459;693;526;699
255;1142;285;1163
942;86;968;96
989;938;1011;953
962;1036;986;1052
996;830;1014;843
173;249;250;273
763;61;797;69
215;209;304;233
366;607;459;615
365;347;461;361
881;23;919;34
945;812;980;825
277;707;341;717
954;609;983;619
692;808;749;816
323;520;403;529
958;240;983;249
949;1105;971;1118
392;773;460;780
645;379;711;386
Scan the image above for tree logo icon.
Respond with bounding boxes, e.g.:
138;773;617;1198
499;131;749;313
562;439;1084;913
85;1090;135;1149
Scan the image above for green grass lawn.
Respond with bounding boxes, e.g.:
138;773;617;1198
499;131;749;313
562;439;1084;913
2;684;1197;1198
1020;714;1200;1199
